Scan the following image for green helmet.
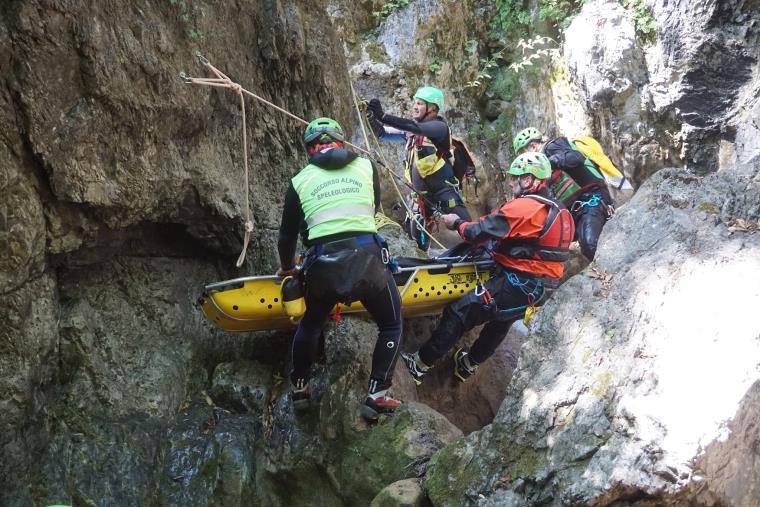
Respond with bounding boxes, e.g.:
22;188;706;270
508;152;552;180
513;127;543;153
304;117;344;144
413;86;445;111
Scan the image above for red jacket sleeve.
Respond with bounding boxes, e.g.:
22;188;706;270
457;199;548;243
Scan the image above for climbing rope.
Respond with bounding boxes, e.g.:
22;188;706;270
181;52;446;260
374;211;401;230
351;88;447;250
181;55;261;267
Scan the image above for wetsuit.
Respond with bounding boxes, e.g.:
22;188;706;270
543;137;613;260
370;114;472;221
417;188;574;367
278;148;402;393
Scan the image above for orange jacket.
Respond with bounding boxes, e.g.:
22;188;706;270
456;193;574;279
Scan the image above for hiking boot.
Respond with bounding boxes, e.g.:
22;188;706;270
292;378;310;411
360;379;401;421
453;348;479;383
401;351;430;385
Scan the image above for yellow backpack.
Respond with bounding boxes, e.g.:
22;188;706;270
572;136;633;190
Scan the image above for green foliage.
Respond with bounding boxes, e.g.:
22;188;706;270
508;35;559;73
372;0;411;20
484;110;514;140
465;49;505;89
169;0;206;40
361;26;381;42
428;61;442;75
538;0;584;30
466;36;557;90
492;0;531;35
490;68;520;102
620;0;658;43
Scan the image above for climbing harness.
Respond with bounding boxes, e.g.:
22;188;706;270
352;88;447;250
487;271;545;320
570;193;615;219
569;194;601;214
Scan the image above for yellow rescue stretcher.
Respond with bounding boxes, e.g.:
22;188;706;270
198;260;493;332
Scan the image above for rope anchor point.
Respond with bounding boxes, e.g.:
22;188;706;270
195;51;209;65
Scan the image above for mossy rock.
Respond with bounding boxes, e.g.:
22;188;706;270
338;402;462;505
370;478;430;507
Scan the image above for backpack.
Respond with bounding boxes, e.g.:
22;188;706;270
570;136;632;190
450;137;478;193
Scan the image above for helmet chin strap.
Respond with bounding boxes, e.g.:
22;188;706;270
417;102;437;121
516;176;545;196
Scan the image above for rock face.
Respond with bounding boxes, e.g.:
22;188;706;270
564;0;667;184
0;0;354;504
564;0;760;179
2;0;760;505
425;161;760;505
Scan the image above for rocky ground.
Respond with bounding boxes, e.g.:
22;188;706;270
1;0;759;506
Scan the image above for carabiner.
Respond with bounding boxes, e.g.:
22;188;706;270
195;51;210;66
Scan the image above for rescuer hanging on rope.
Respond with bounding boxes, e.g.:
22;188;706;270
366;87;471;250
277;117;403;422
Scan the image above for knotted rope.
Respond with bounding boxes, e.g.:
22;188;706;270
181;56;261;267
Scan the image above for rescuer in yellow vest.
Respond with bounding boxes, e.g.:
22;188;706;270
276;117;402;421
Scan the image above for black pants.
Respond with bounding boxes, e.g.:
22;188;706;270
290;242;402;391
572;191;609;260
418;269;543;366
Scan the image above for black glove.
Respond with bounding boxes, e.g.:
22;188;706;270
366;98;385;121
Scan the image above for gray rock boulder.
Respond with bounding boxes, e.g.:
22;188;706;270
564;0;674;186
565;0;760;177
425;161;760;505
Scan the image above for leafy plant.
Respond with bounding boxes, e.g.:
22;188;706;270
538;0;585;30
372;0;411;20
491;0;531;35
465;49;506;88
620;0;657;44
465;36;557;89
508;35;559;73
428;61;442;75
